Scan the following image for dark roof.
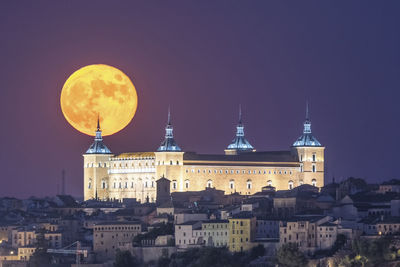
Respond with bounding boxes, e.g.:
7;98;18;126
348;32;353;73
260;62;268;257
230;211;254;219
95;221;141;226
56;195;80;208
319;222;337;227
177;220;201;226
287;215;326;223
183;151;298;165
202;220;229;224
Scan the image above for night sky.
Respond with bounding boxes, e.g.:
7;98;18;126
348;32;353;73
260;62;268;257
1;1;399;198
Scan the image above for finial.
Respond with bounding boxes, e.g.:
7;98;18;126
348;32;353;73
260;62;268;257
239;104;242;124
97;113;101;131
167;106;171;125
306;101;309;120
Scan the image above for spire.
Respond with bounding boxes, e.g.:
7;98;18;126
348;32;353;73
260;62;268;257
95;114;103;141
157;107;181;151
226;106;254;154
167;106;171;126
292;102;322;147
238;104;242;125
303;102;312;134
85;115;112;154
97;113;101;131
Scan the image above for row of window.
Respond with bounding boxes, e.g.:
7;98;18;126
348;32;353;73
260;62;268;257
185;169;293;175
300;154;318;162
94;226;140;231
171;179;317;190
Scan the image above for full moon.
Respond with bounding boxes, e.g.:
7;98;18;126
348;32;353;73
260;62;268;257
60;64;138;136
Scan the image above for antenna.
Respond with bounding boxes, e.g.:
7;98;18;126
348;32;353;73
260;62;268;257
61;169;66;195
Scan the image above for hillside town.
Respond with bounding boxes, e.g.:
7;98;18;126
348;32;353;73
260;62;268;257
1;177;400;267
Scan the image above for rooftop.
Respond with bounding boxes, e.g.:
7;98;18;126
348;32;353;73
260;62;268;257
183;151;297;163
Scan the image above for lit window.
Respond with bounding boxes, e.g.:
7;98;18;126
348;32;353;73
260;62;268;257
288;180;294;190
207;180;213;188
229;180;235;189
312;179;317;187
267;180;272;186
247;180;252;190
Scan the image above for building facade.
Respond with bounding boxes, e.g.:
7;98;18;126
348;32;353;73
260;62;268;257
84;106;325;202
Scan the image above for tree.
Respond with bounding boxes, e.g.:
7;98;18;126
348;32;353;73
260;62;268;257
276;243;307;267
114;249;139;267
250;244;266;259
28;229;52;267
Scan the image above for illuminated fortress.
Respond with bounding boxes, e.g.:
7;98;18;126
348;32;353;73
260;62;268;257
83;106;325;202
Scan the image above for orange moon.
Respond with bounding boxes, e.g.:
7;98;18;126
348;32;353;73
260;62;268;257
60;64;138;136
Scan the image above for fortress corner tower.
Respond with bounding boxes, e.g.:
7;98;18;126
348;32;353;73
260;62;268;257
291;104;325;188
155;109;184;193
83;118;113;201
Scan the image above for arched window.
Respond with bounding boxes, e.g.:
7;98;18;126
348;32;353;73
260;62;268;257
229;180;235;189
119;182;122;189
177;161;179;165
145;181;148;188
312;154;316;162
88;179;92;189
185;180;189;189
300;164;303;173
288;180;294;190
125;182;128;188
170;160;173;165
101;181;106;189
312;164;316;173
131;182;134;188
312;179;317;187
267;180;272;186
113;182;116;189
172;180;177;190
247;180;252;190
151;181;154;188
207;180;213;188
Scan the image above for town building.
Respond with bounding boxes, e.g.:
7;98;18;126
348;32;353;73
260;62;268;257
201;220;229;247
93;221;142;261
228;212;257;252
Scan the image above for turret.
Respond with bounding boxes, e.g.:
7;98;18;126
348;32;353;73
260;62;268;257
225;105;255;155
292;103;325;188
83;116;113;201
155;108;184;193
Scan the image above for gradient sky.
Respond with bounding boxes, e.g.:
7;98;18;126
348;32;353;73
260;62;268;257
0;1;399;198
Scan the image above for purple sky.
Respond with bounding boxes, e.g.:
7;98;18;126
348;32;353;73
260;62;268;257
0;1;399;198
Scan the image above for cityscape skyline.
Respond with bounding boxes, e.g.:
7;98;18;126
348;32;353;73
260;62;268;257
1;1;400;198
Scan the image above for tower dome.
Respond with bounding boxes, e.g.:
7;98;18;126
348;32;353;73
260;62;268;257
292;103;322;147
157;108;182;152
225;106;255;154
85;117;112;154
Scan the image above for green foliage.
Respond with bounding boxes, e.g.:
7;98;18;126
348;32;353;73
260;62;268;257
276;243;307;267
28;229;52;267
336;236;395;267
250;244;266;260
114;249;139;267
331;234;346;254
169;247;249;267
